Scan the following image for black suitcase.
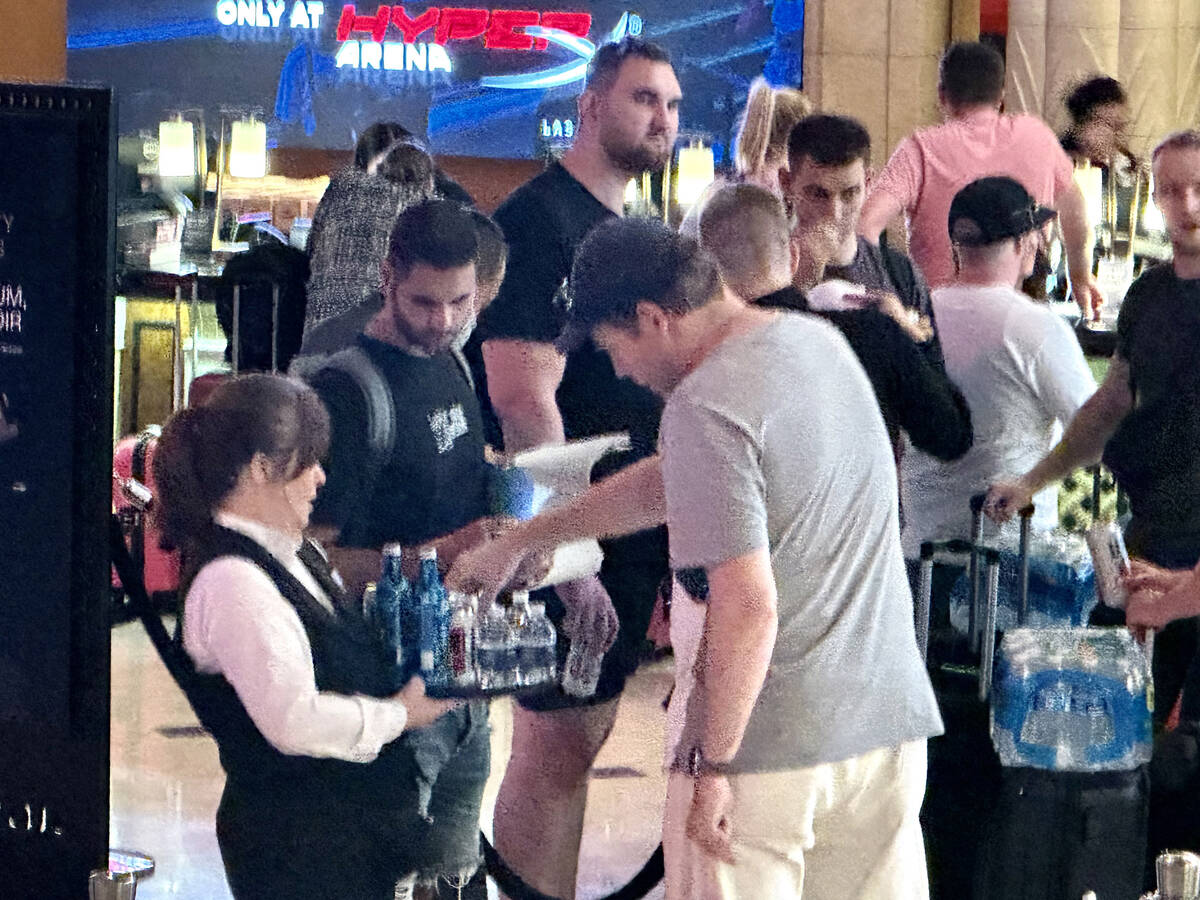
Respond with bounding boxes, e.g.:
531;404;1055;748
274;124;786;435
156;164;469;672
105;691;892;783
917;491;1150;900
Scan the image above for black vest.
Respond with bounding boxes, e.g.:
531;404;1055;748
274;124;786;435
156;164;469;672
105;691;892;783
178;525;418;811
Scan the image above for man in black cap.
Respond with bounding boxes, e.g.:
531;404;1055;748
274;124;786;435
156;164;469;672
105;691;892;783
902;176;1095;561
451;217;942;899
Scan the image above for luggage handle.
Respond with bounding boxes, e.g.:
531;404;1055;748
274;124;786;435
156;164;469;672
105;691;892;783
917;495;1034;697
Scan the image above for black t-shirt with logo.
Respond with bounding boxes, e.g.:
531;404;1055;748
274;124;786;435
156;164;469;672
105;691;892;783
477;162;664;461
309;335;489;549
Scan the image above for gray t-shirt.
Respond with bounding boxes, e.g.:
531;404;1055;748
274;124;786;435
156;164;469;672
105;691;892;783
660;313;943;772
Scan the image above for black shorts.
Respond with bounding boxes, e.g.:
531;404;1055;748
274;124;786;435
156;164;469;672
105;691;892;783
519;528;669;711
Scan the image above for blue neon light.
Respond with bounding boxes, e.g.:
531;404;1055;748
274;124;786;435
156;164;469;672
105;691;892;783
479;13;632;91
67;19;219;50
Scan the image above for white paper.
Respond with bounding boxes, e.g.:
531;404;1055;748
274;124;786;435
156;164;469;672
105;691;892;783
506;433;631;588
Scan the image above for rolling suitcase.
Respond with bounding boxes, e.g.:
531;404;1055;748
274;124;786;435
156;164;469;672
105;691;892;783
918;493;1151;900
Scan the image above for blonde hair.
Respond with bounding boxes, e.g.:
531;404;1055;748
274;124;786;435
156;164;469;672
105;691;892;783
735;78;814;179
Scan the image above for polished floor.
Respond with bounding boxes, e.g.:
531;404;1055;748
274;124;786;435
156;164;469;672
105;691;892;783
109;621;671;899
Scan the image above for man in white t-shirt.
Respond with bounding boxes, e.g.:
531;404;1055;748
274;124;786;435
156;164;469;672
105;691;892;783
901;176;1096;559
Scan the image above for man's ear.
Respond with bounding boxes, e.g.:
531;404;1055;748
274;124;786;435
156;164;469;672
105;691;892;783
578;88;601;126
635;300;671;335
778;164;793;197
247;452;273;486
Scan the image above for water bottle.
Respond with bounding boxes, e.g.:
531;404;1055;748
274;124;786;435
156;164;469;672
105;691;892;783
992;628;1151;771
377;544;411;681
562;627;605;699
477;602;517;691
522;600;558;688
507;594;531;686
447;592;477;689
416;547;449;685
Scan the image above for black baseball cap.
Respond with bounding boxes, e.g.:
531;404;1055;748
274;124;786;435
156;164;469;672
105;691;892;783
947;176;1057;246
557;217;711;353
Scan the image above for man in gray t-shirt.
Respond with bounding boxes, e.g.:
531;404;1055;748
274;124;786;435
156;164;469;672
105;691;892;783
450;217;941;899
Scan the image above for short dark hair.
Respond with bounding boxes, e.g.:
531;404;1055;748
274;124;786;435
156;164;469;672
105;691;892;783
469;210;508;286
939;42;1005;108
353;121;415;169
1065;76;1127;125
787;114;872;169
585;37;672;94
385;199;478;278
565;218;721;344
1153;130;1200;162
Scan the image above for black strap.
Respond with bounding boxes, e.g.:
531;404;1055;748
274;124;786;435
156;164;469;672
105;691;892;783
109;512;197;698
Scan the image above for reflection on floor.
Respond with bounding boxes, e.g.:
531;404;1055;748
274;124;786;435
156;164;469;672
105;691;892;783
110;622;671;899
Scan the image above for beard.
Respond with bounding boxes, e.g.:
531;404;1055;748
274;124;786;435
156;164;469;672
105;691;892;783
601;130;672;175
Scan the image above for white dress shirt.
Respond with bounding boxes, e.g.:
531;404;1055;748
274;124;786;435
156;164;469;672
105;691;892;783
183;511;408;763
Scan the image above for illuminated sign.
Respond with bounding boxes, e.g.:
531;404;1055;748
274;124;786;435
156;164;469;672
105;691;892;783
215;0;327;29
334;5;592;49
334;4;606;80
539;117;576;139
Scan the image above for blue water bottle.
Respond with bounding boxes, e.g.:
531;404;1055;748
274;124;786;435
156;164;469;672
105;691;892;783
377;543;411;686
417;547;449;686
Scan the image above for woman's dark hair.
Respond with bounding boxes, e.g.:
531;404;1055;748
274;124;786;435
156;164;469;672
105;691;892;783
353;121;415;169
153;374;330;549
374;141;436;192
1065;76;1127;125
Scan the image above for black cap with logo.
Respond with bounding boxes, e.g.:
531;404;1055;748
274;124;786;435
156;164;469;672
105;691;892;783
948;175;1057;246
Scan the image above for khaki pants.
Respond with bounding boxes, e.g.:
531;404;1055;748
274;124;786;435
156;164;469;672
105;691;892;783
663;741;930;900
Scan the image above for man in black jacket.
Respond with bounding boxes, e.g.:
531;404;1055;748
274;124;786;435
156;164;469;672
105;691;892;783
698;181;973;475
781;113;946;370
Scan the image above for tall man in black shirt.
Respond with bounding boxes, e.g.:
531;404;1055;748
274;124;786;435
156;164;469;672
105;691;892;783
987;131;1200;859
475;36;681;899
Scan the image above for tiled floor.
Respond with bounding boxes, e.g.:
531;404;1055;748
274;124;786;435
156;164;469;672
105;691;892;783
109;621;671;899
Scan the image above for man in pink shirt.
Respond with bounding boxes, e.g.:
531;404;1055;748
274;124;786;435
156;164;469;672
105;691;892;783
859;41;1103;318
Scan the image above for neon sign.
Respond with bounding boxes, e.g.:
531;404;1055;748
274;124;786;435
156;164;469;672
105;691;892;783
334;6;592;50
215;0;326;29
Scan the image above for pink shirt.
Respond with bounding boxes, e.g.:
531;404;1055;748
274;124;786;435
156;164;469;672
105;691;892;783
871;108;1075;288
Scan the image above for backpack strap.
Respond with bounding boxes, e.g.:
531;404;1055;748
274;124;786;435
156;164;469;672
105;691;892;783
300;345;396;498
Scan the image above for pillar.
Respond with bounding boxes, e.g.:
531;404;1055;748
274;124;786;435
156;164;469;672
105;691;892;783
804;0;953;169
1005;0;1049;116
1179;0;1200;129
1118;0;1179;159
1043;0;1120;136
0;0;67;83
803;0;891;166
951;0;981;42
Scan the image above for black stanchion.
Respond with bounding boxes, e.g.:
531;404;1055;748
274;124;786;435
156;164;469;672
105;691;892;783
481;834;664;900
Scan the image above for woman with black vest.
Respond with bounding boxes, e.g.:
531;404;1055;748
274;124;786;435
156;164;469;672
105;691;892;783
153;373;472;899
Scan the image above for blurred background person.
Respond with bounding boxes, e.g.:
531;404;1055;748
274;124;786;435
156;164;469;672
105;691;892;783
679;76;812;236
858;41;1104;319
304;128;438;328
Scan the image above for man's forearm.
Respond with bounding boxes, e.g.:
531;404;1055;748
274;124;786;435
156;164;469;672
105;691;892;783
1022;394;1121;492
697;553;778;764
1057;180;1094;284
518;456;666;552
497;399;566;452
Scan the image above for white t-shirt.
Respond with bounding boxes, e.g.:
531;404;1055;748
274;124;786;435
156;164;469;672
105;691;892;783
901;284;1096;556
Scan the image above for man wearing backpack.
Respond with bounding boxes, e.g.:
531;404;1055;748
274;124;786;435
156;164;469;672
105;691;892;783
304;199;503;897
